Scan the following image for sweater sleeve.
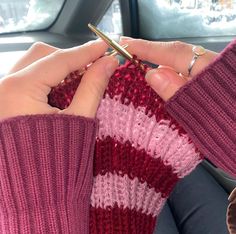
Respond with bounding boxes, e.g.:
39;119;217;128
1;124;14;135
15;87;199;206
165;39;236;178
0;114;97;233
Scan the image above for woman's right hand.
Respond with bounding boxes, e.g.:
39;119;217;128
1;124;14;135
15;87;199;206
120;38;218;101
0;40;118;120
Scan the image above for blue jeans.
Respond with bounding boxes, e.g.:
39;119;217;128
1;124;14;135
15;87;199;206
154;164;230;234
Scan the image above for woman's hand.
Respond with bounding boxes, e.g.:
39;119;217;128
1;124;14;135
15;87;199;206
0;40;118;120
120;38;218;101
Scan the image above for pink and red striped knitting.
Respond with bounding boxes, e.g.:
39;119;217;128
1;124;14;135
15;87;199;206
48;59;203;233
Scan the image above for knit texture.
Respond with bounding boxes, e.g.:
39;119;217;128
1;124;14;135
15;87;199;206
49;59;202;233
0;114;97;233
166;39;236;178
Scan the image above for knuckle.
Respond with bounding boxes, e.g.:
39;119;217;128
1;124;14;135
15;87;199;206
167;41;189;68
30;41;48;51
84;40;96;47
1;76;14;87
88;80;103;98
52;49;66;59
145;40;155;50
0;77;17;94
50;49;70;72
170;41;188;53
49;49;67;65
145;40;156;59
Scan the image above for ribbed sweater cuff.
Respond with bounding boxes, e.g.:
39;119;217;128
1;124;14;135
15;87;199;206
0;114;98;233
166;39;236;177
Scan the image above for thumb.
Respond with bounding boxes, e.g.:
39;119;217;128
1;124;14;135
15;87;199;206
145;67;187;101
63;55;119;118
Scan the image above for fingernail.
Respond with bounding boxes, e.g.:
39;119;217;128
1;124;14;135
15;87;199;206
106;57;119;77
145;69;170;94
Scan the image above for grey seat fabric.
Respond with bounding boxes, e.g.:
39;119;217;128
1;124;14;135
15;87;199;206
154;164;229;234
154;202;179;234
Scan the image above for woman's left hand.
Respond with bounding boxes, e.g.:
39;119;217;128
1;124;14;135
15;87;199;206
0;40;118;120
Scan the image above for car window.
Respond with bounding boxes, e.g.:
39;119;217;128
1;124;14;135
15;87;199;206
138;0;236;39
97;0;123;37
0;0;65;34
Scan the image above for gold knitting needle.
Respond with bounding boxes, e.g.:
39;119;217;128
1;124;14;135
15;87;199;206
78;44;128;76
88;23;145;70
88;23;133;61
105;44;128;56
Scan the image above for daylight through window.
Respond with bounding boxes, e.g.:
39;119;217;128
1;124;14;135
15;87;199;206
138;0;236;39
0;0;64;33
98;0;123;37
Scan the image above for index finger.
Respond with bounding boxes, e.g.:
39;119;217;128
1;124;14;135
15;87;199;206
120;38;217;76
8;42;58;75
17;40;108;87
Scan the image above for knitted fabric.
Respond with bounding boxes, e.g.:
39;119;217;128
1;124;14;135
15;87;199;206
166;39;236;178
48;60;203;233
0;115;97;233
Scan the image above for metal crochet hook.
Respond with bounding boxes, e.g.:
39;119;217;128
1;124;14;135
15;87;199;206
88;23;145;70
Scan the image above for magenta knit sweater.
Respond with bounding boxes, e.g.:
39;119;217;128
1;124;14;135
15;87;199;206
0;39;235;233
0;115;97;233
166;39;236;178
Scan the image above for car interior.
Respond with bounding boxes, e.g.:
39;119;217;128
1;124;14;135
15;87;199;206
0;0;235;225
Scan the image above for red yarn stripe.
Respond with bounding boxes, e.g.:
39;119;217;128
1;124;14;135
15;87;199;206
48;71;82;109
48;62;187;135
90;205;156;234
105;62;187;134
95;136;179;197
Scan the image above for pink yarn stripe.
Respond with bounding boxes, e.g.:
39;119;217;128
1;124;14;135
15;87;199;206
96;95;202;177
91;172;166;217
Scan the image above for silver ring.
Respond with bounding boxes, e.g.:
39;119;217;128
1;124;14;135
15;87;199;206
188;45;206;76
